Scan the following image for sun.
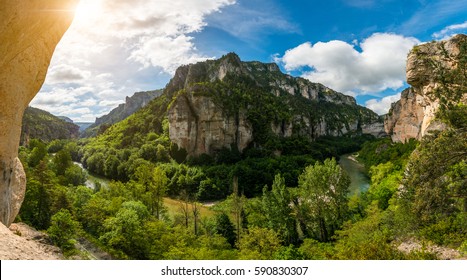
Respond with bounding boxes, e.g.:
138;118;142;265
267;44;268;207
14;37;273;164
73;0;103;25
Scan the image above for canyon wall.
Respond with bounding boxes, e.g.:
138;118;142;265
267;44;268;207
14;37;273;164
385;34;466;142
167;53;385;156
0;0;78;226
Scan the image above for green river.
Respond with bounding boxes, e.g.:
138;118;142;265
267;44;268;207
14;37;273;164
339;154;370;195
76;155;369;195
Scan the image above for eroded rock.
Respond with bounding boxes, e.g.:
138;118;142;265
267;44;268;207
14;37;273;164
385;34;466;143
0;0;78;226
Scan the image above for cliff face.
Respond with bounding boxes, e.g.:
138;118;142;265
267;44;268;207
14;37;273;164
0;0;77;226
385;34;467;142
167;53;385;156
83;90;162;137
168;94;253;155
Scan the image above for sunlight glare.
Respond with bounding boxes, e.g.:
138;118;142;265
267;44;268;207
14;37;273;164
74;0;103;25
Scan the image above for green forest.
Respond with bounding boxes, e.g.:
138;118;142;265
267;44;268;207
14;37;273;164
15;102;466;259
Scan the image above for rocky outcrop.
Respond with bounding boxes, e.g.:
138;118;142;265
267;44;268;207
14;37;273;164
0;0;77;226
82;89;163;137
385;34;467;142
168;53;385;156
0;222;62;260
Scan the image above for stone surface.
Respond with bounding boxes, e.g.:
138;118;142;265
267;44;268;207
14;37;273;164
169;94;253;155
0;222;62;260
385;34;466;142
0;0;77;226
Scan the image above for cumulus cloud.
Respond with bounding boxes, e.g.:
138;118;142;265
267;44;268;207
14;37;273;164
365;93;401;115
34;0;235;122
47;64;91;84
280;33;420;94
433;21;467;40
129;35;212;74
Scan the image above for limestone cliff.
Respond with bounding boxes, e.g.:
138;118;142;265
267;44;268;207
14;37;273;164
0;0;77;226
167;53;385;156
385;34;467;142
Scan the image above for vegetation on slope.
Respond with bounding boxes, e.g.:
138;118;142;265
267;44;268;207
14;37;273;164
21;107;79;145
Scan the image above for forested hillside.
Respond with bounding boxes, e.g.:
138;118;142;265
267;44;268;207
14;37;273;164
21;107;79;145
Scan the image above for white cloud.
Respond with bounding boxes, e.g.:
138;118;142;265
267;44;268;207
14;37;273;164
34;0;235;122
365;93;401;115
47;64;91;84
129;35;213;74
280;33;420;94
432;21;467;40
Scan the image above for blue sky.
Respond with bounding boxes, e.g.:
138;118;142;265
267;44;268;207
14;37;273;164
32;0;467;121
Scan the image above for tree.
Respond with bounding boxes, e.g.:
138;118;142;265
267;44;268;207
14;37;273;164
100;201;150;259
28;140;48;167
151;166;168;219
47;209;80;253
19;160;56;229
334;203;404;260
400;115;467;227
368;162;402;210
64;164;88;186
238;227;282;260
215;213;236;247
53;149;72;176
134;165;168;219
262;174;298;244
297;158;350;242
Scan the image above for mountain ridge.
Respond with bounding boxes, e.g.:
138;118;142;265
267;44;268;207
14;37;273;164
82;89;163;137
166;52;385;156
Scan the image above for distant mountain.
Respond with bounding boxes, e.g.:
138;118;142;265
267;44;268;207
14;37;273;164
81;89;163;137
21;107;79;145
57;116;74;123
75;122;93;132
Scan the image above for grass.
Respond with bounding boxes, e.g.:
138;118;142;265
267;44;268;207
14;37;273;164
163;197;217;219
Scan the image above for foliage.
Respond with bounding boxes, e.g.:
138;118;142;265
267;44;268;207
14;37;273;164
261;174;298;244
214;213;236;247
21;106;79;145
358;138;418;170
298;239;335;260
297;158;350;242
334;203;403;260
237;227;282;260
47;209;80;253
400;113;466;229
367;162;402;210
